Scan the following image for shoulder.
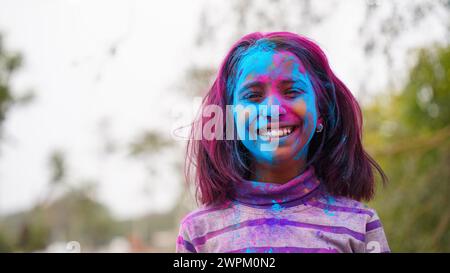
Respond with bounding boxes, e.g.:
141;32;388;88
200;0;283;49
179;200;236;234
311;188;377;220
320;194;386;234
308;188;390;252
332;196;376;217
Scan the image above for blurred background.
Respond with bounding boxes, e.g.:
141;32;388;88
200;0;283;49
0;0;448;252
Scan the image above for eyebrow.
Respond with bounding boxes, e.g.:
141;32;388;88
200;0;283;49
239;81;264;93
238;78;308;93
278;79;306;86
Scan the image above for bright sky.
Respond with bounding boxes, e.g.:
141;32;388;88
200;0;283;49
0;0;447;219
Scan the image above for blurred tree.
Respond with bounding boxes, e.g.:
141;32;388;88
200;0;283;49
48;183;119;248
129;131;173;156
365;44;450;252
15;207;51;252
3;183;120;252
176;67;216;97
358;0;449;93
0;225;13;252
11;149;68;252
49;150;66;185
0;34;35;141
1;146;121;252
186;0;449;98
0;33;37;251
128;130;176;198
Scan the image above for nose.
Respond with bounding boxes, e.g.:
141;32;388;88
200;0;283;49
261;94;287;118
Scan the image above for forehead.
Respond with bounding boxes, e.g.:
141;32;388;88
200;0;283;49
236;49;306;82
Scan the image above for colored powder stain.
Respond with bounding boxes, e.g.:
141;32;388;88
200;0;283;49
233;48;316;166
292;100;307;117
265;248;274;253
251;181;269;192
324;195;336;216
231;204;243;246
267;202;283;240
271;200;284;213
245;248;256;253
316;230;323;239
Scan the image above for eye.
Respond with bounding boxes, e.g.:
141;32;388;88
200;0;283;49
242;91;263;102
284;89;303;99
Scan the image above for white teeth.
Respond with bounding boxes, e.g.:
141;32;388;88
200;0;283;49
259;126;295;138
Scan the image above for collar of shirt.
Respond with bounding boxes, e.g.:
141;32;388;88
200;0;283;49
233;166;321;209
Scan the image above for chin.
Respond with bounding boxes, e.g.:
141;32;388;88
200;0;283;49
260;149;296;164
272;153;296;163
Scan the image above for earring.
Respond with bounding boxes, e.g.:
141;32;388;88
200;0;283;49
316;123;324;133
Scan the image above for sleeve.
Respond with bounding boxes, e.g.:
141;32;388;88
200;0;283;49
364;210;390;253
176;220;197;253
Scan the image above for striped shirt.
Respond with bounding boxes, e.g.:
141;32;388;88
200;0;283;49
176;167;390;253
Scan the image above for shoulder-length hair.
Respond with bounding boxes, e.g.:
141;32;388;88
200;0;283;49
185;31;387;206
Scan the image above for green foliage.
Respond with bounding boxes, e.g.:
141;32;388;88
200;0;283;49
129;131;173;157
0;35;22;131
0;225;13;252
48;150;66;185
401;46;450;131
48;185;120;247
15;207;51;252
1;184;120;252
0;34;34;141
365;44;450;252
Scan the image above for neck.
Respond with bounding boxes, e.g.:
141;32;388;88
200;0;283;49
235;164;320;208
250;158;307;184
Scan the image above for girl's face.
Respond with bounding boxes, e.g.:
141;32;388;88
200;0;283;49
232;48;319;165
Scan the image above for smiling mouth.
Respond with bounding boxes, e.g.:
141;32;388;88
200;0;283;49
257;126;299;138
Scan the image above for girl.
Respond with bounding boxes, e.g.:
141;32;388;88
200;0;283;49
177;32;390;253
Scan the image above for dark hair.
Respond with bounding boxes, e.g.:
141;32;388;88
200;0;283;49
185;31;388;205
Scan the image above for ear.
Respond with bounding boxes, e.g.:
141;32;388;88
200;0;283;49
317;116;324;125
